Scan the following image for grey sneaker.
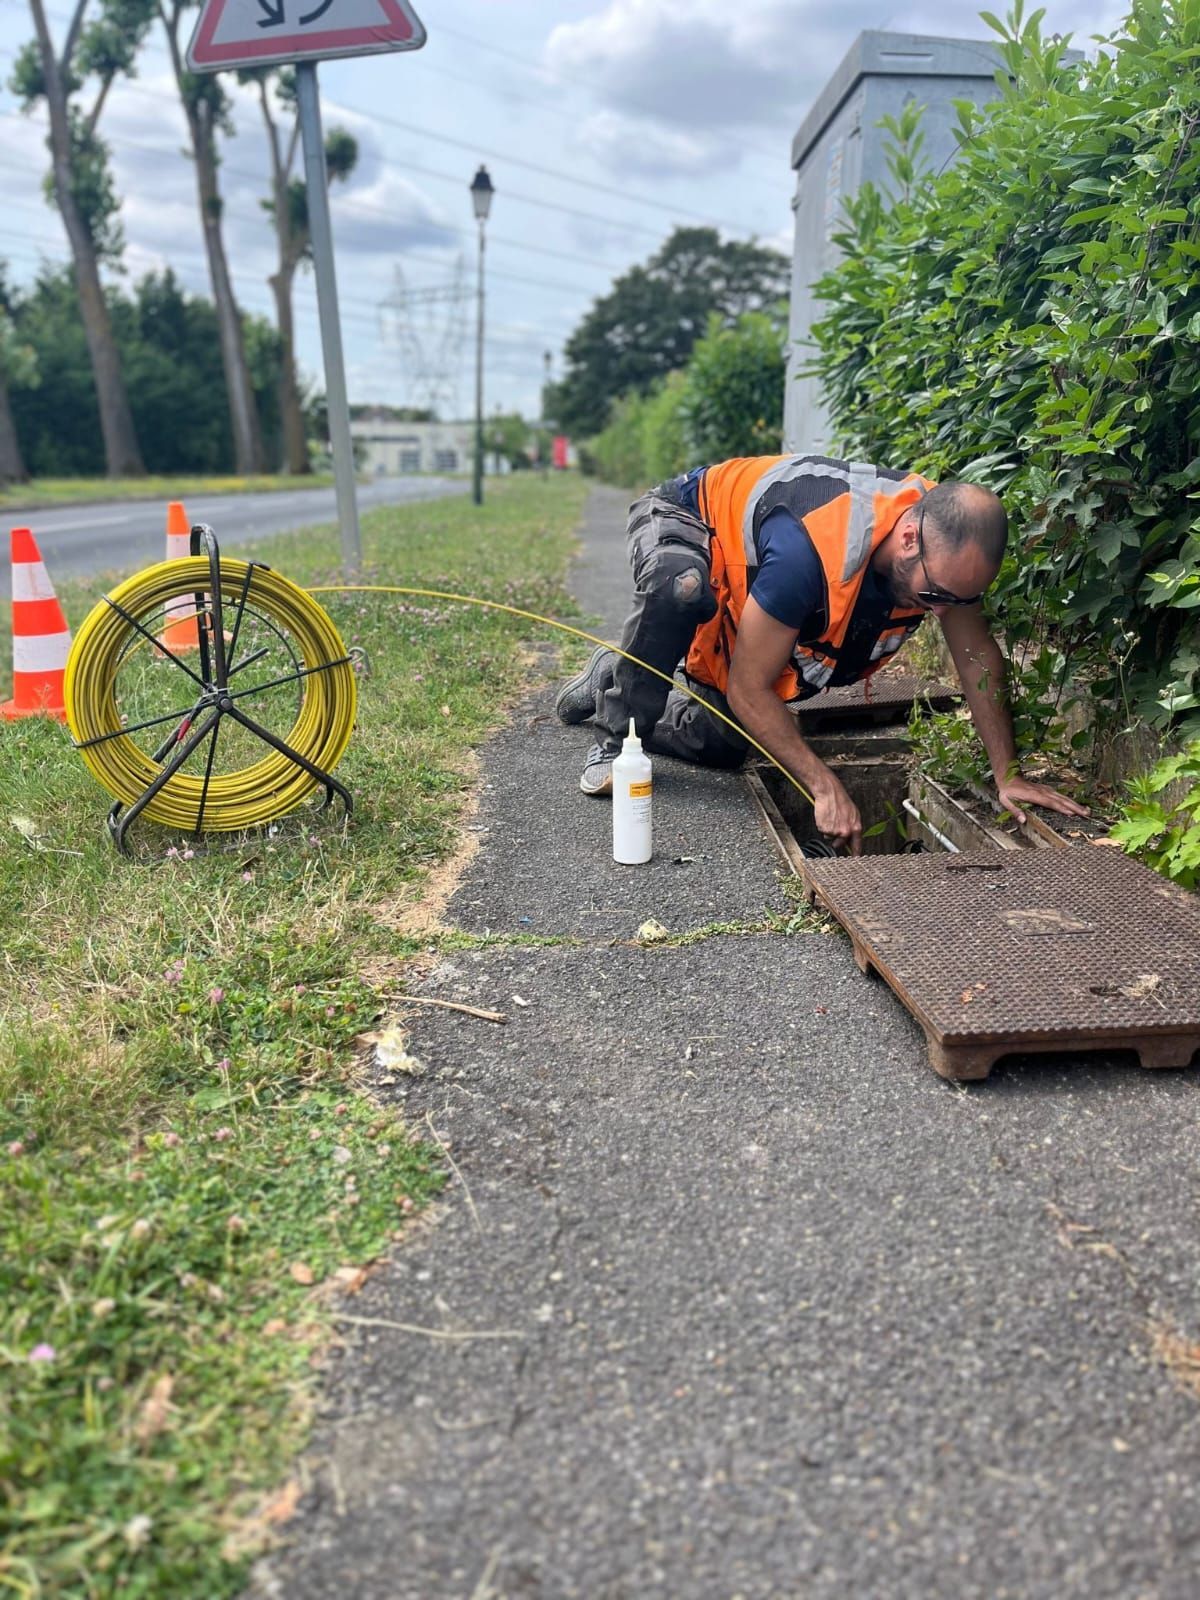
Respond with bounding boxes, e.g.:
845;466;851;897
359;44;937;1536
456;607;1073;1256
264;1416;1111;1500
579;741;619;796
555;647;616;725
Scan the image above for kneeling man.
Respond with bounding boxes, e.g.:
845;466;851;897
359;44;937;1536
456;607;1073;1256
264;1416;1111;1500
556;455;1085;853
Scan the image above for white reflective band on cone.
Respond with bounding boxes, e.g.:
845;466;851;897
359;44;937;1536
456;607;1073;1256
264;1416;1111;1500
12;561;58;603
166;538;196;619
13;630;72;673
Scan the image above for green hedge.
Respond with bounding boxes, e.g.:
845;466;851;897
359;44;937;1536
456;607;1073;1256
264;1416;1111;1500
807;0;1200;738
582;312;784;488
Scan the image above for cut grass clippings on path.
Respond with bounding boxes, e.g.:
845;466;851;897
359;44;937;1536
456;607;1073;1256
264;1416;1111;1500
0;474;588;1598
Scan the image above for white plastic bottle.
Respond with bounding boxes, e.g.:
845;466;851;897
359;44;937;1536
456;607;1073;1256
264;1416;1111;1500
612;719;653;864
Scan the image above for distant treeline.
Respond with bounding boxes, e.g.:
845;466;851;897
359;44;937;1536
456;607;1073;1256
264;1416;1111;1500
4;3;360;482
2;267;292;479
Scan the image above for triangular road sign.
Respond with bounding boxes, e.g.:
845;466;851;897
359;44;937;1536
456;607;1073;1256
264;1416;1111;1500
187;0;425;72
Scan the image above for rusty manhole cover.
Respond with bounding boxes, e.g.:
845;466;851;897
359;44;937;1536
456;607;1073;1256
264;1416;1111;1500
801;850;1200;1081
797;674;959;727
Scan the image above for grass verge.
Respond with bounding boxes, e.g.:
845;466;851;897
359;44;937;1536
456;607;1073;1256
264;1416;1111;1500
0;473;338;512
0;473;587;1597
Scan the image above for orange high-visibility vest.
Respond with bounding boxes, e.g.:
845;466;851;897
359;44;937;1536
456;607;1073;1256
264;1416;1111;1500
689;455;933;700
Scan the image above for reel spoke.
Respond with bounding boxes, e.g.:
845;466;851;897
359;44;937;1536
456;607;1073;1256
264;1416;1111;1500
102;594;209;691
227;646;271;680
195;719;223;835
226;656;353;703
225;562;259;676
73;698;206;752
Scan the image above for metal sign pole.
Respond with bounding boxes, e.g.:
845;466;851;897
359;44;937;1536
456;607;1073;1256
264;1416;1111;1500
295;60;361;573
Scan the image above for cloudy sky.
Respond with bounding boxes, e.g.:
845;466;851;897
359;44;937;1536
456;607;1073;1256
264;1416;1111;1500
0;0;1130;425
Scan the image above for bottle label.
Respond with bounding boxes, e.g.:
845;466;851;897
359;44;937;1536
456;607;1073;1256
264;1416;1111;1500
629;780;652;797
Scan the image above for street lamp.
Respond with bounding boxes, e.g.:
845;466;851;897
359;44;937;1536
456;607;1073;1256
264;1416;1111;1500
470;164;494;507
540;348;552;477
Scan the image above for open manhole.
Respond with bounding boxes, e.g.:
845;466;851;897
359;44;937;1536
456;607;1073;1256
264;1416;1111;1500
748;755;1071;865
748;754;913;860
799;850;1200;1081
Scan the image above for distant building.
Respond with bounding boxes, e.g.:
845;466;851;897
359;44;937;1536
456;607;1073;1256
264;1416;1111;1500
350;413;477;476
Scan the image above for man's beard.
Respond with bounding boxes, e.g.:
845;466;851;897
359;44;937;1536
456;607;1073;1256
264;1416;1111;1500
891;551;925;611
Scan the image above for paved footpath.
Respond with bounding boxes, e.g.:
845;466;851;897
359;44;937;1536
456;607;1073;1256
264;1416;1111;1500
251;487;1200;1600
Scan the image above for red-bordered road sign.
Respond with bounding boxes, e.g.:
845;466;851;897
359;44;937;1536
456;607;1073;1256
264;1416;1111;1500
186;0;426;71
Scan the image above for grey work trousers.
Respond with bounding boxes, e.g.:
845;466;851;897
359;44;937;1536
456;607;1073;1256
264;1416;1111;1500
592;489;750;769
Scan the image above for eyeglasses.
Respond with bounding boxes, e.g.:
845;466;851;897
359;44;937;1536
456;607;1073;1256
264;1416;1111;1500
914;502;983;608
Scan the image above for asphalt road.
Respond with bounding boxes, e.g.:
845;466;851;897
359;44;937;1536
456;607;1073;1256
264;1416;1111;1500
0;476;466;596
249;487;1200;1600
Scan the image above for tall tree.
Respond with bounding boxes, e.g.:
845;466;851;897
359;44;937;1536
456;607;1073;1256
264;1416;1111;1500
244;68;357;474
556;227;790;438
159;1;264;473
0;272;35;485
11;0;154;476
9;265;282;476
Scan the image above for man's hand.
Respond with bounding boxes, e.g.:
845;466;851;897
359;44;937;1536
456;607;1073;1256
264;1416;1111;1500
997;775;1089;824
941;610;1090;828
728;597;867;854
813;776;863;855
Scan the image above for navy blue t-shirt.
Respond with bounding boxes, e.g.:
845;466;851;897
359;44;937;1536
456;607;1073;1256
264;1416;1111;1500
662;471;908;687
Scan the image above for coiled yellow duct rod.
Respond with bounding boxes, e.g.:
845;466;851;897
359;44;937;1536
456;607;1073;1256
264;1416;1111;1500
65;557;357;831
64;557;813;835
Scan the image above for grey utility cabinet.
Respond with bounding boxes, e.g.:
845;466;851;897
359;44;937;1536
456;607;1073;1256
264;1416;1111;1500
784;31;1013;454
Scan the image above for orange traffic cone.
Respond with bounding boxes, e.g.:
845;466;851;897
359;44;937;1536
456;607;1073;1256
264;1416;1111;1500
1;527;71;722
158;501;202;652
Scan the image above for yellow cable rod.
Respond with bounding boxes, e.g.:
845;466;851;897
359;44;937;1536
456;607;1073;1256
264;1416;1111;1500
307;583;816;804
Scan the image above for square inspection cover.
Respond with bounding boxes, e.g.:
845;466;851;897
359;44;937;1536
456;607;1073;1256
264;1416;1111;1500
797;674;959;726
801;849;1200;1081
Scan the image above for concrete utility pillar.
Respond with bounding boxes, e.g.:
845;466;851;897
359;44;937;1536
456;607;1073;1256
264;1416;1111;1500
784;31;1013;453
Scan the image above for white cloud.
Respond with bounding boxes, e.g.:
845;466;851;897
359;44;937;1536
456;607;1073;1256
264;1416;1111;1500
546;0;1133;151
333;170;458;257
542;0;1134;191
578;109;737;179
545;0;843;133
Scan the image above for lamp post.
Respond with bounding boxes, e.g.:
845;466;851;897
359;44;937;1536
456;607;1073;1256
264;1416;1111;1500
540;348;552;477
470;164;494;507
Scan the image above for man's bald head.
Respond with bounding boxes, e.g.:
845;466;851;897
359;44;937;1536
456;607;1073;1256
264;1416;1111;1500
921;481;1008;567
877;479;1008;611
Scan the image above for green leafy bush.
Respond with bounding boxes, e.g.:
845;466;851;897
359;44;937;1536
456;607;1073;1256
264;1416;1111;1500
641;370;690;483
584;310;785;489
583;389;654;488
807;0;1200;742
1111;739;1200;886
677;311;786;465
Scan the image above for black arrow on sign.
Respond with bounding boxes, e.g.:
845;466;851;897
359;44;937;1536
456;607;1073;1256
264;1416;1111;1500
257;0;285;27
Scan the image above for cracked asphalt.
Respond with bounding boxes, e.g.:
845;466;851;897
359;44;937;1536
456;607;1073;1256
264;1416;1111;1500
249;486;1200;1600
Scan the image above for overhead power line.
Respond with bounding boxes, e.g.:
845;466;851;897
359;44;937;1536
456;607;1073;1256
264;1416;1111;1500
363;107;768;230
428;18;789;167
0;18;782;241
0;126;628;303
0;221;577;356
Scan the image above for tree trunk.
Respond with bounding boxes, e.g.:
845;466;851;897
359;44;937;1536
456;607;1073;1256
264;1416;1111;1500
30;0;144;478
161;0;265;478
257;75;309;475
191;104;265;475
0;375;27;483
271;266;309;475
